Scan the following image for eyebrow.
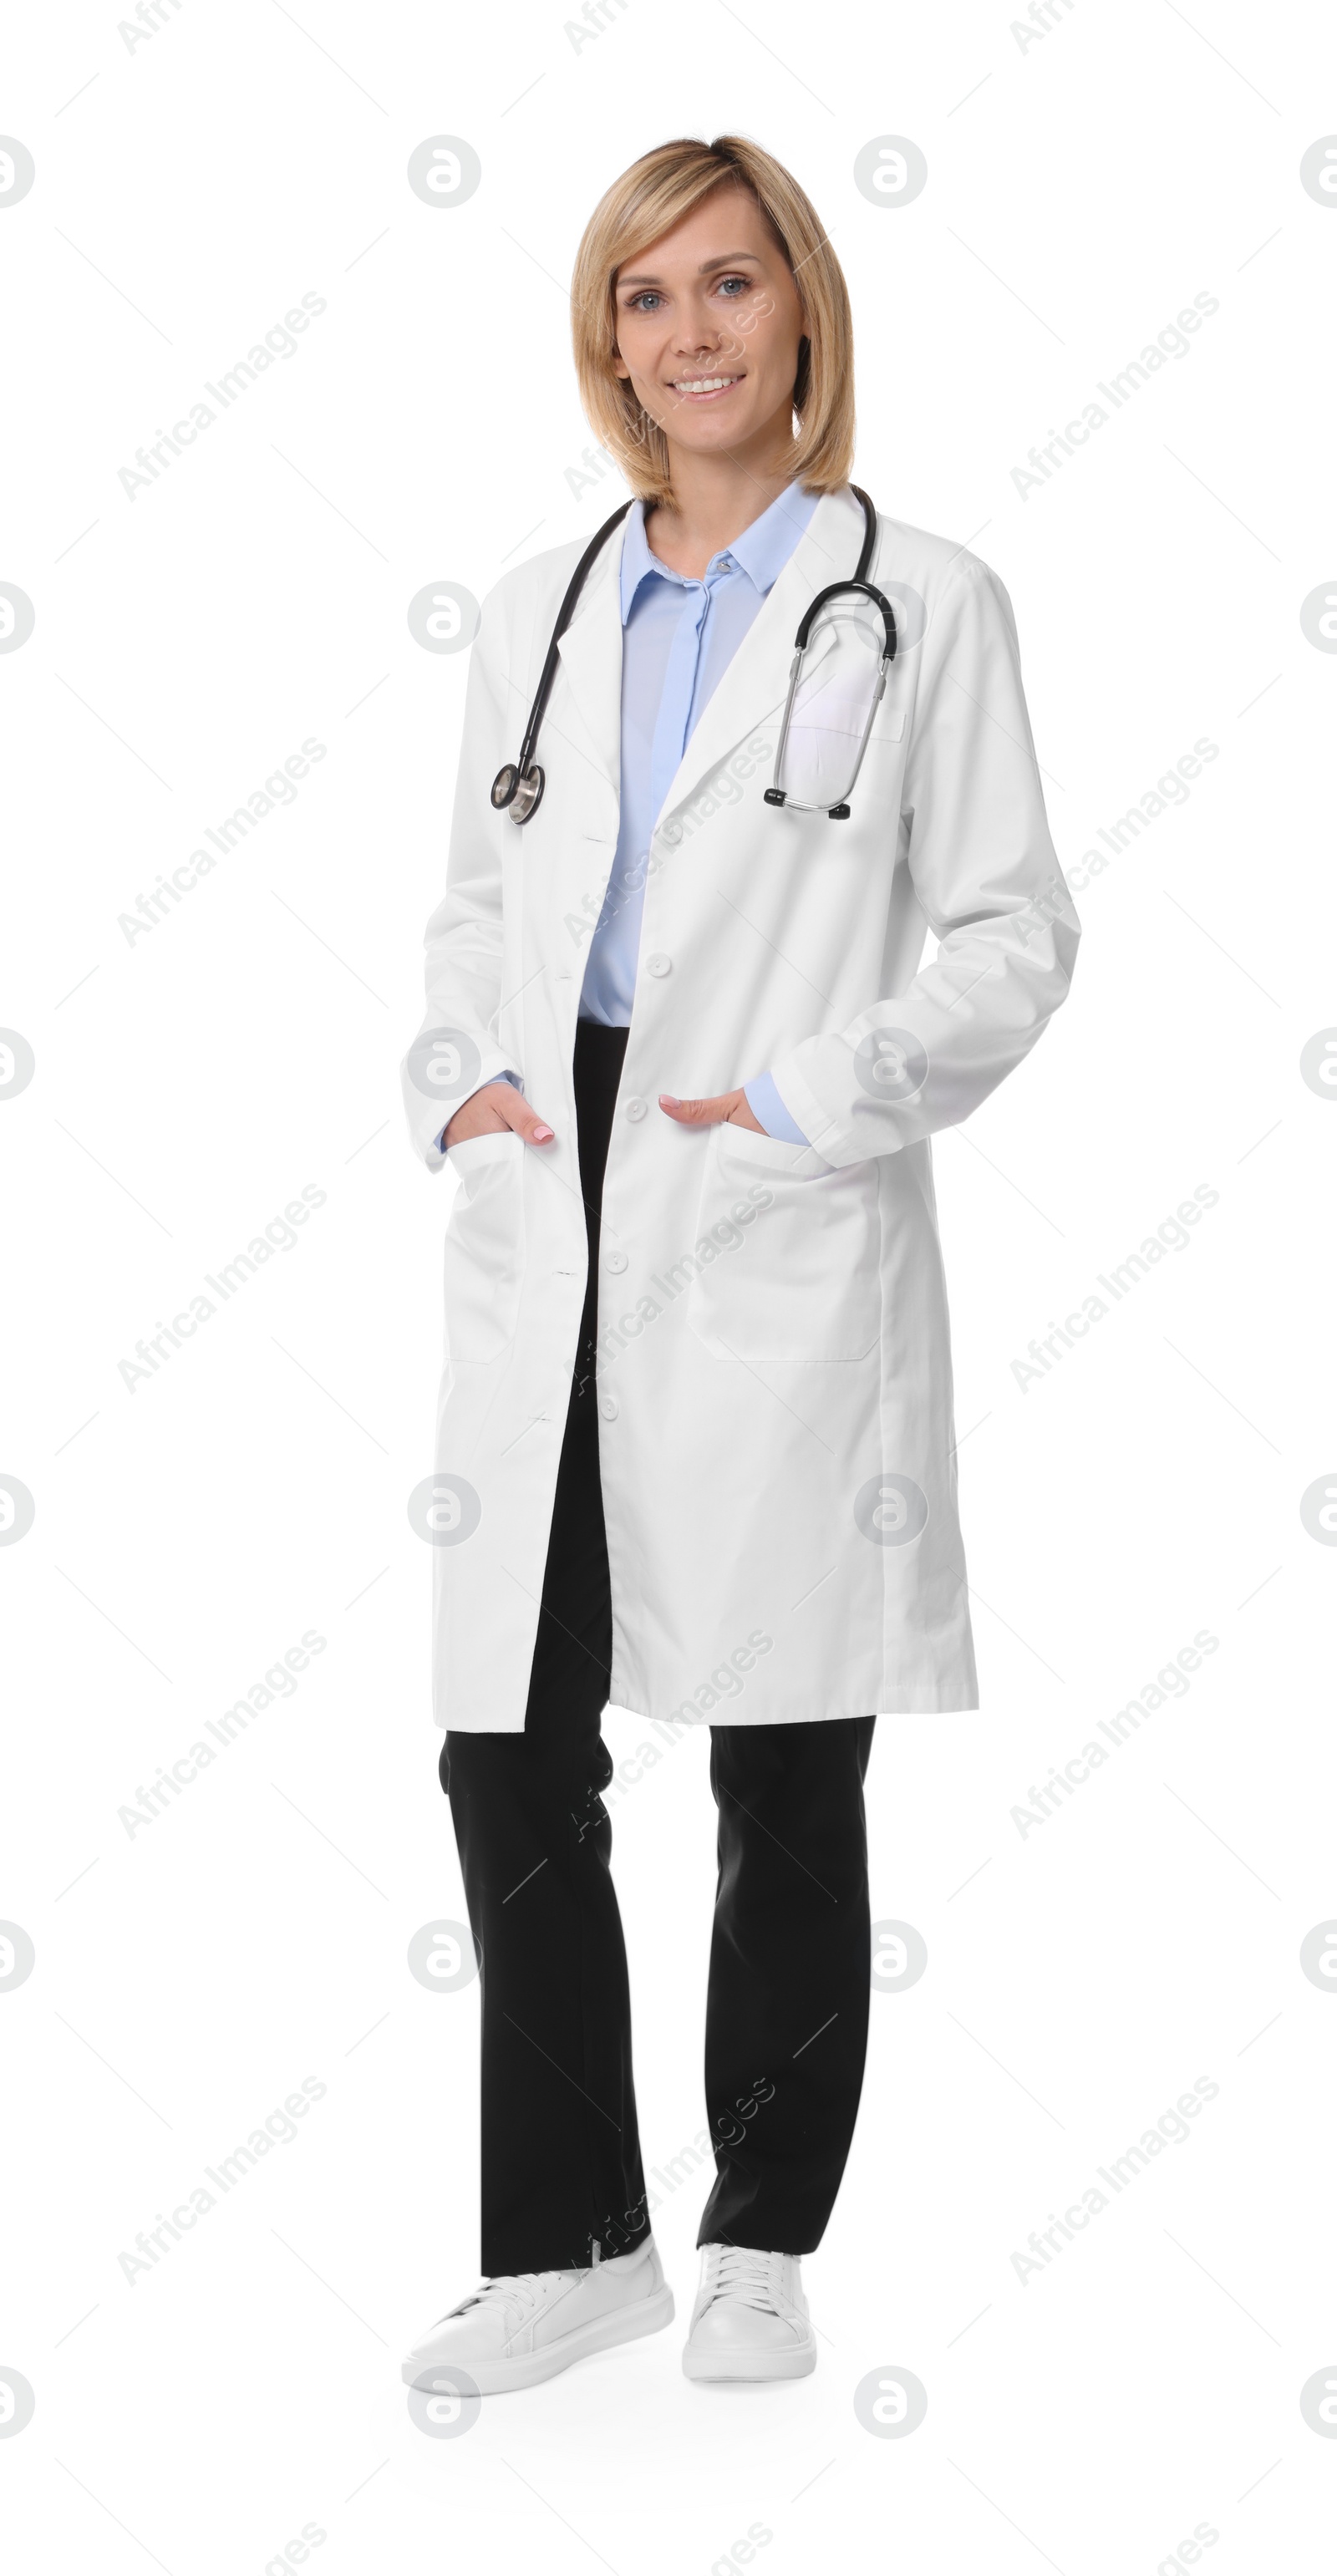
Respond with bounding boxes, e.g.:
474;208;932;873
617;251;762;288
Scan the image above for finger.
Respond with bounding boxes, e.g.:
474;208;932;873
657;1092;736;1127
496;1091;554;1146
445;1089;506;1147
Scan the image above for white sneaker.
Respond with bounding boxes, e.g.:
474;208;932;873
682;2243;816;2383
402;2236;674;2396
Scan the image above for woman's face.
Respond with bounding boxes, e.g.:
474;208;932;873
611;185;806;472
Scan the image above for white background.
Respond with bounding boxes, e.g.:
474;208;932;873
3;3;1335;2569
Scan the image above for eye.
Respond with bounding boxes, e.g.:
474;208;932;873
716;273;752;298
625;290;662;313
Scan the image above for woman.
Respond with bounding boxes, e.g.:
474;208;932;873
399;134;1080;2396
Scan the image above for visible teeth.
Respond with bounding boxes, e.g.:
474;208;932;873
674;377;737;392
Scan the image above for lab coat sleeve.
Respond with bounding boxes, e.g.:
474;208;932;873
400;599;523;1170
762;557;1080;1169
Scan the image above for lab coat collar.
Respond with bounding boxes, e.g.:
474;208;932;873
557;483;867;821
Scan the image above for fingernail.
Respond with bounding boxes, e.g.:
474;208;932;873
533;1124;554;1141
659;1094;679;1107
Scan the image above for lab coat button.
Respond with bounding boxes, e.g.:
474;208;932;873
646;953;671;977
605;1248;628;1273
660;821;682;846
625;1095;648;1120
599;1395;618;1420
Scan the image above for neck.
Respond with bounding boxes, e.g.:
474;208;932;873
646;435;803;577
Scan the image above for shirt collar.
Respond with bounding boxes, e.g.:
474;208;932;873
619;480;821;625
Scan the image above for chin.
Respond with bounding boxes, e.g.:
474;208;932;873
678;410;758;445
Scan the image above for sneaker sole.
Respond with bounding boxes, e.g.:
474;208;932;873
402;2281;676;2396
682;2333;816;2384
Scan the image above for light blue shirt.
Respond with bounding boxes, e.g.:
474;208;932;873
577;484;816;1143
447;482;818;1148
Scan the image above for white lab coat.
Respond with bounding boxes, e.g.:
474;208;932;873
401;486;1080;1732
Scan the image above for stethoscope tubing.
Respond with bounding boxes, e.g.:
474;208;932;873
491;484;896;826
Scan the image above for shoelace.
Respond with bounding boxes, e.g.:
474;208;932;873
442;2268;578;2331
699;2245;788;2314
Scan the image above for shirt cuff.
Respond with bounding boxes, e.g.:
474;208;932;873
435;1068;522;1157
741;1070;811;1146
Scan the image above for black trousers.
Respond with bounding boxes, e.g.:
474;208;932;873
440;1021;876;2274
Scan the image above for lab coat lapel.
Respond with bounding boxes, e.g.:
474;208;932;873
653;485;867;825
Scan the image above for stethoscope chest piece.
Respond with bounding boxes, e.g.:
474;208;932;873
491;760;545;824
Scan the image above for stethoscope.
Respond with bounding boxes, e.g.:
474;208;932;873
490;485;897;826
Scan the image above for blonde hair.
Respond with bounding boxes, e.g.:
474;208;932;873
571;135;855;510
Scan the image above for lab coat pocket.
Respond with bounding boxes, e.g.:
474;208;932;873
442;1131;526;1364
685;1125;882;1364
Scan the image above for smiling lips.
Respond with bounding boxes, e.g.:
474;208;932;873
668;373;742;402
